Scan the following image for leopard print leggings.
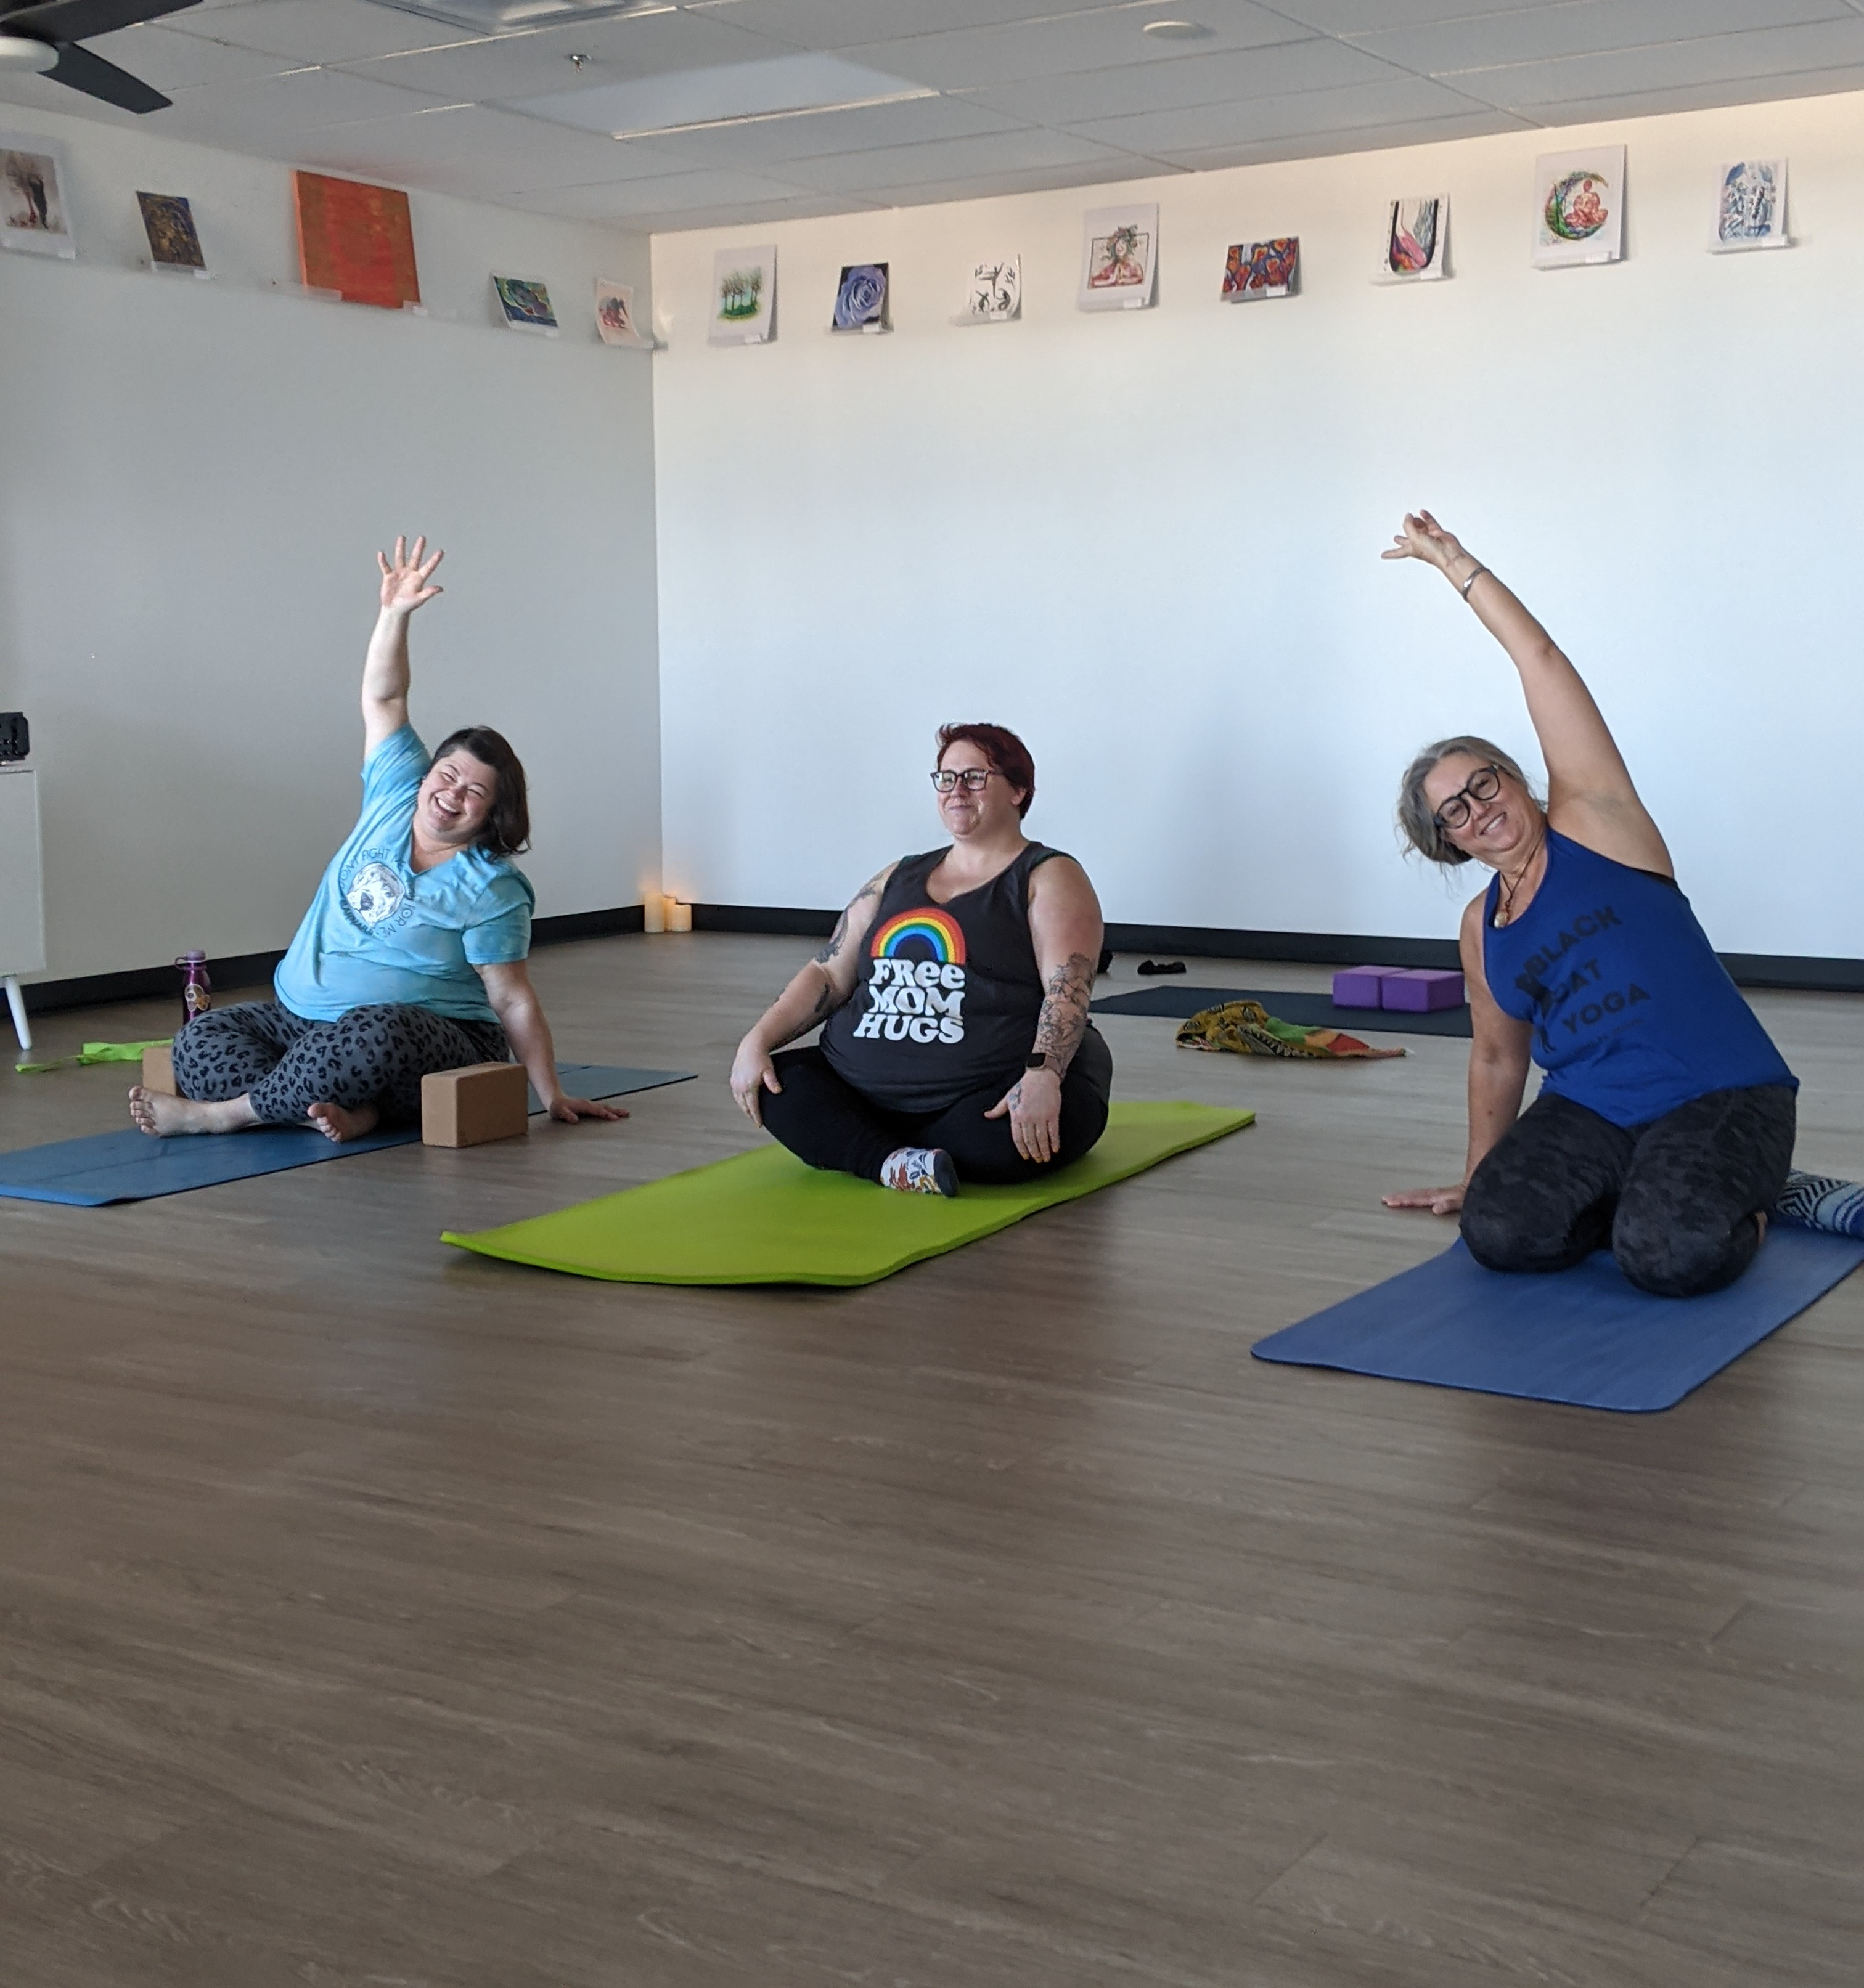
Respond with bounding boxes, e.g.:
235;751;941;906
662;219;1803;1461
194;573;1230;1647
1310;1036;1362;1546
171;1001;510;1129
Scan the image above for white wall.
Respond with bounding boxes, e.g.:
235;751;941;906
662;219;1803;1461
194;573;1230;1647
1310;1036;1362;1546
0;104;660;985
652;94;1864;959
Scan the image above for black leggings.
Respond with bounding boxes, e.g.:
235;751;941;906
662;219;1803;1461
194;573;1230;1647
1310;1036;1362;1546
1460;1083;1797;1298
171;1000;510;1130
761;1044;1110;1186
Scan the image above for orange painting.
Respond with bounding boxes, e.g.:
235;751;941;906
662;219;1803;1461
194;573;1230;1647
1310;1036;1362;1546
292;171;420;311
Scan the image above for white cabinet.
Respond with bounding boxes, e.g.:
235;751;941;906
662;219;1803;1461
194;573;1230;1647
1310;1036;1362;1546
0;765;45;1051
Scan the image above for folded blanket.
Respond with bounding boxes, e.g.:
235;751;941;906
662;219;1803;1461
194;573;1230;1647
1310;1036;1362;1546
1774;1170;1864;1239
1175;1000;1404;1061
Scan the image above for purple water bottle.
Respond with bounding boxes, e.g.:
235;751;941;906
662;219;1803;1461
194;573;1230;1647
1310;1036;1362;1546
176;951;212;1028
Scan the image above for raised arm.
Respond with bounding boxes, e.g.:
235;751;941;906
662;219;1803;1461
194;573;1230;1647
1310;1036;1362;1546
1384;510;1670;875
983;855;1104;1165
730;865;894;1126
1384;894;1533;1216
362;534;445;758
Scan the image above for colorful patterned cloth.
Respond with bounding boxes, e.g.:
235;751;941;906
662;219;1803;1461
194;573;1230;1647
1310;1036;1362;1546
1175;1000;1404;1061
1773;1170;1864;1238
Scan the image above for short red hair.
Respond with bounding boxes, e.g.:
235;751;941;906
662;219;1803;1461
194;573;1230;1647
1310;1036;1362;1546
936;722;1035;818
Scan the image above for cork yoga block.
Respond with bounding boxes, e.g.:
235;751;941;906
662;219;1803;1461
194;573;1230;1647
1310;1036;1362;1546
141;1044;178;1096
421;1061;529;1149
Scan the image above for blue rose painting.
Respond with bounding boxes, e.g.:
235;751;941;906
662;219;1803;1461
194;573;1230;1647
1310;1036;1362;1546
833;263;888;330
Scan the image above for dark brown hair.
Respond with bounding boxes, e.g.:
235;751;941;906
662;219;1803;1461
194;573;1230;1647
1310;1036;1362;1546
936;722;1035;818
432;726;531;859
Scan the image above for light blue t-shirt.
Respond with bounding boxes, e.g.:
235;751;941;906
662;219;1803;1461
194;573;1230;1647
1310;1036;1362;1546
274;725;534;1025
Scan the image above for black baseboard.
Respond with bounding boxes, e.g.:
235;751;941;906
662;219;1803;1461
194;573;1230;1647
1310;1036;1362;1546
17;903;649;1016
693;902;838;939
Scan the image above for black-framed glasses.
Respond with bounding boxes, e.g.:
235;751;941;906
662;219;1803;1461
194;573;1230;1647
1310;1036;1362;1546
1432;763;1503;831
931;768;999;794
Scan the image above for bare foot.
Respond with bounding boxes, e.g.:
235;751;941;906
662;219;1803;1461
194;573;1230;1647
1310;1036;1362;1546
306;1099;380;1144
127;1086;257;1137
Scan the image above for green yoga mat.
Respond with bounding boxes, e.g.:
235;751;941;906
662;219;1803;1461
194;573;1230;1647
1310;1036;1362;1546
443;1099;1253;1287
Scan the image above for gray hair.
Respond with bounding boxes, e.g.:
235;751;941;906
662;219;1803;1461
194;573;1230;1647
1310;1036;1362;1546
1397;735;1541;867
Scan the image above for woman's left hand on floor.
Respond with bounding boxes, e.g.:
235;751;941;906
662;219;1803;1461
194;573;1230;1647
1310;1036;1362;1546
547;1094;629;1123
986;1067;1064;1165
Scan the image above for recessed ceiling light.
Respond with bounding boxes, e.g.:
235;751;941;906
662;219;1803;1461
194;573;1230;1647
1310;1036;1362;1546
1143;18;1212;39
367;0;665;32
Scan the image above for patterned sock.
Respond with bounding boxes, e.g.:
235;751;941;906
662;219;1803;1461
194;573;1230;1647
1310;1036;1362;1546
879;1146;959;1197
1774;1170;1864;1237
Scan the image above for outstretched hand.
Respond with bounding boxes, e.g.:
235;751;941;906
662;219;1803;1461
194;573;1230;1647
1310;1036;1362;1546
1383;1183;1465;1216
1381;509;1468;575
378;534;444;615
548;1094;628;1124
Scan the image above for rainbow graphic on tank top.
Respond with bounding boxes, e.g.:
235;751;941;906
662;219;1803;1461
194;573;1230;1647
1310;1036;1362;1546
869;907;967;965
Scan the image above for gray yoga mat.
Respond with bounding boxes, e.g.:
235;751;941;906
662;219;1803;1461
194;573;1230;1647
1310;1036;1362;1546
0;1064;695;1207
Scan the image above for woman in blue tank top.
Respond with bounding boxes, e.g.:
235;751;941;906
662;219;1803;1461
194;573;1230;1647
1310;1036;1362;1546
728;723;1111;1197
1380;510;1797;1297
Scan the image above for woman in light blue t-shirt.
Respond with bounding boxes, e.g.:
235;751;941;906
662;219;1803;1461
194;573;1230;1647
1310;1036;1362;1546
128;537;623;1143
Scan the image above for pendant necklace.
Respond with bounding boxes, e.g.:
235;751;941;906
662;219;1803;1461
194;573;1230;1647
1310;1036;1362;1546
1496;826;1545;927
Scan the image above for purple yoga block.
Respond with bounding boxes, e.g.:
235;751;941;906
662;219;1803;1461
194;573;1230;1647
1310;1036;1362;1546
1381;969;1466;1012
1332;966;1402;1008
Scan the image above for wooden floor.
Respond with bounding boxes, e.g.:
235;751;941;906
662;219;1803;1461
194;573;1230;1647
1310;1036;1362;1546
2;934;1860;1987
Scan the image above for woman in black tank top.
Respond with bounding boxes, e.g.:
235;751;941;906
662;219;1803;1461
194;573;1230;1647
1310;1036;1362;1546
729;723;1112;1197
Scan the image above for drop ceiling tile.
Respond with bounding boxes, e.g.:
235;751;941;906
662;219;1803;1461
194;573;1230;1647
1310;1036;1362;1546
874;153;1188;211
78;21;304;91
510;54;931;136
341;8;796;102
166;0;480;65
1158;105;1531;171
1356;0;1854;77
840;2;1318;92
774;124;1141;193
684;0;1131;52
145;65;456;145
1523;63;1864;121
618;93;1030;171
1262;0;1582;30
1069;71;1483;153
970;36;1402;127
1454;14;1864;108
507;165;816;219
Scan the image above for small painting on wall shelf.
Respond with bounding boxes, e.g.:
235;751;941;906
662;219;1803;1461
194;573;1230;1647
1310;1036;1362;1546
1711;159;1788;252
1376;194;1447;282
494;274;558;335
594;277;652;346
1532;147;1624;269
1222;237;1298;301
711;244;775;344
293;170;419;309
1;136;76;259
960;255;1020;323
832;262;889;332
1079;204;1156;311
137;192;206;275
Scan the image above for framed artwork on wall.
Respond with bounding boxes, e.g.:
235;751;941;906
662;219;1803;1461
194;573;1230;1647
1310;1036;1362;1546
292;170;420;309
1221;237;1299;301
1532;147;1624;269
493;274;558;335
831;261;889;332
1711;160;1788;252
137;192;208;276
1;136;76;259
1376;194;1448;282
1079;204;1157;311
710;244;775;344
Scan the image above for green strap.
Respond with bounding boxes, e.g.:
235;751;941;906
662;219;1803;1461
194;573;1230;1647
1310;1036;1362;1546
15;1038;173;1075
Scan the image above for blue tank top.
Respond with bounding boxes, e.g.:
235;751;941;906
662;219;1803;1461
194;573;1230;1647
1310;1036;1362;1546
1482;829;1795;1128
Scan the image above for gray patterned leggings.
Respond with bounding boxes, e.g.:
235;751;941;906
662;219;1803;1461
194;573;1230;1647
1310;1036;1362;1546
1460;1083;1797;1298
170;1001;510;1129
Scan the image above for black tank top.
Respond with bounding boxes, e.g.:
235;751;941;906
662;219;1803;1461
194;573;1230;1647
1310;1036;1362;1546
819;843;1112;1113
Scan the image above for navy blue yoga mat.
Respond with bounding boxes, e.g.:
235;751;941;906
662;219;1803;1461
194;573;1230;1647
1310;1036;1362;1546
0;1064;694;1207
1091;986;1473;1038
1252;1229;1864;1412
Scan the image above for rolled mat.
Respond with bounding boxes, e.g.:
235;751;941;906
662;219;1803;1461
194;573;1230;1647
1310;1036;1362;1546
1092;986;1472;1038
1251;1228;1864;1412
443;1098;1254;1287
0;1065;694;1207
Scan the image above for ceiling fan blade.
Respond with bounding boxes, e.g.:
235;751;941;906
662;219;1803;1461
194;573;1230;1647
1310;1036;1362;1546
2;0;200;39
43;37;171;110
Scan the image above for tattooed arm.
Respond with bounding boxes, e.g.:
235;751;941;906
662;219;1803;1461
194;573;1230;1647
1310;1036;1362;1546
984;856;1105;1165
730;864;894;1126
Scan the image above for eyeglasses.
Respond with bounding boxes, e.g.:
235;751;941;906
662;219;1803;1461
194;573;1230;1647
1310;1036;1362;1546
931;768;1000;794
1432;763;1504;831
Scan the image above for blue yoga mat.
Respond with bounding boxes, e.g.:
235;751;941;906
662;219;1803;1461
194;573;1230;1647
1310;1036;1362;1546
1251;1228;1864;1412
0;1064;694;1207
